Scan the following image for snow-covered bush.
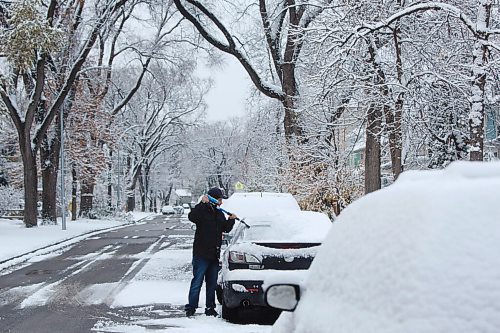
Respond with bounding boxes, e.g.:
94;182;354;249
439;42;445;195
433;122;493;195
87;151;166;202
0;186;24;213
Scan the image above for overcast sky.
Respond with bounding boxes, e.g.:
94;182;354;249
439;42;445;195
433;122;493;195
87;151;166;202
199;55;250;122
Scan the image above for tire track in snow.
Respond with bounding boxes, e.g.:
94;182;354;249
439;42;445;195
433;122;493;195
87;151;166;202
17;244;120;308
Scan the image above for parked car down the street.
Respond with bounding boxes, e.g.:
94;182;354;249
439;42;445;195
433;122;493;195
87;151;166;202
218;209;332;322
265;161;500;333
161;205;175;215
173;205;184;215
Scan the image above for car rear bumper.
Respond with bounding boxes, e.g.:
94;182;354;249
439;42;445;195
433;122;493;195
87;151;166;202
220;269;309;308
222;280;265;308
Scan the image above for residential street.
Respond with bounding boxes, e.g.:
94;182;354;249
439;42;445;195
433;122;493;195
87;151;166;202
0;215;270;333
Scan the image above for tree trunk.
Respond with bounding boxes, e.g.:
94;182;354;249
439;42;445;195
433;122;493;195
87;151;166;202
125;155;137;212
144;166;151;212
80;181;94;218
149;190;154;212
165;183;173;205
325;98;349;166
283;97;301;140
469;1;491;161
282;63;302;142
364;40;384;194
365;102;382;194
71;167;77;221
107;151;113;211
126;176;138;212
20;141;38;228
127;192;135;212
390;23;404;179
139;170;146;212
40;134;60;224
390;98;403;178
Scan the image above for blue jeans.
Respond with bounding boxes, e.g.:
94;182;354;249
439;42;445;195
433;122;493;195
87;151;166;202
186;255;219;310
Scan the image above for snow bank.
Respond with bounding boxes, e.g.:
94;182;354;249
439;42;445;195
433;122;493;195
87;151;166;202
273;161;500;333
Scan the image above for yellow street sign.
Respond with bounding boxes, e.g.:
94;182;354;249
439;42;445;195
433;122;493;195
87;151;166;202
234;182;245;190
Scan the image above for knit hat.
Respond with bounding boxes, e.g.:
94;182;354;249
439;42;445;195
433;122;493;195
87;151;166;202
207;187;227;199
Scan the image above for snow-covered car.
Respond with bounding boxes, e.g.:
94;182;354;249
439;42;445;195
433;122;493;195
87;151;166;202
218;210;332;322
218;191;302;253
173;205;184;215
161;205;175;215
265;161;500;333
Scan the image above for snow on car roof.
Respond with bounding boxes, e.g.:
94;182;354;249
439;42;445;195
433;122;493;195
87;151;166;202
221;192;300;220
229;192;297;197
273;161;500;333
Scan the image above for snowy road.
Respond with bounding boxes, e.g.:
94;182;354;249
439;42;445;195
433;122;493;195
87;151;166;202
0;215;272;333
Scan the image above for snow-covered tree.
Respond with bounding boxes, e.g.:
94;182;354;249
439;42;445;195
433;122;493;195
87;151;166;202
0;0;134;227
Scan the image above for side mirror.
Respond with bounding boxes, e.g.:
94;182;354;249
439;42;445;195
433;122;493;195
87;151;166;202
191;224;196;231
264;284;300;311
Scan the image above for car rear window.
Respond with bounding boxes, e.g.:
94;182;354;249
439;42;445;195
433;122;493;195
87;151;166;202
241;224;273;241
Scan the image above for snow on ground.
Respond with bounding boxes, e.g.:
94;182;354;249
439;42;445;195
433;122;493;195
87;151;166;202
273;161;500;333
111;248;194;307
93;316;269;333
0;212;155;271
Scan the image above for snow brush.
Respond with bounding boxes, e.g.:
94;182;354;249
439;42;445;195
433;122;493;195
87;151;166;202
207;194;249;228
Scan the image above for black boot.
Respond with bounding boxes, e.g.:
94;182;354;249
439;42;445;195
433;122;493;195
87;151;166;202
185;308;196;317
205;308;218;317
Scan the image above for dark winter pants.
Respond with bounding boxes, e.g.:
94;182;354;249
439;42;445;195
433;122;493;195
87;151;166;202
186;255;219;310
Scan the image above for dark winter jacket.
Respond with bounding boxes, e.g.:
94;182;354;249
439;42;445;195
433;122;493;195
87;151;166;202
188;202;235;261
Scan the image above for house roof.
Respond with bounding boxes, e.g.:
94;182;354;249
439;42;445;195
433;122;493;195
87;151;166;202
175;189;191;197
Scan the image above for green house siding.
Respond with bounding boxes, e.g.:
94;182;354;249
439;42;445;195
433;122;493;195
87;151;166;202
486;108;498;141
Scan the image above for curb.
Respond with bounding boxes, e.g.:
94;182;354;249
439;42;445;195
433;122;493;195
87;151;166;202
0;214;156;272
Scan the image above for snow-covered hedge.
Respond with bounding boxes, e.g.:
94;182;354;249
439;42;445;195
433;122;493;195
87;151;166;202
0;186;24;213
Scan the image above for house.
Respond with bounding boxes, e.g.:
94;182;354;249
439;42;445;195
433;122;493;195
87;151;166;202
485;106;500;161
171;188;192;205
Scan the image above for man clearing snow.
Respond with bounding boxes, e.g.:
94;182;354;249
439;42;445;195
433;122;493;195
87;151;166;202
185;187;237;317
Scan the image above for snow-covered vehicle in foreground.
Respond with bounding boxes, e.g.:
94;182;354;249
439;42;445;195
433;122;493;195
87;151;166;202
265;161;500;333
218;208;331;322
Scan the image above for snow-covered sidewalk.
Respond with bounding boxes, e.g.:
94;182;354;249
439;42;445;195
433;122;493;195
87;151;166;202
0;212;156;271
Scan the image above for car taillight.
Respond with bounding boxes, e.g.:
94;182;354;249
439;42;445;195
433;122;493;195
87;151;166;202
229;251;261;264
